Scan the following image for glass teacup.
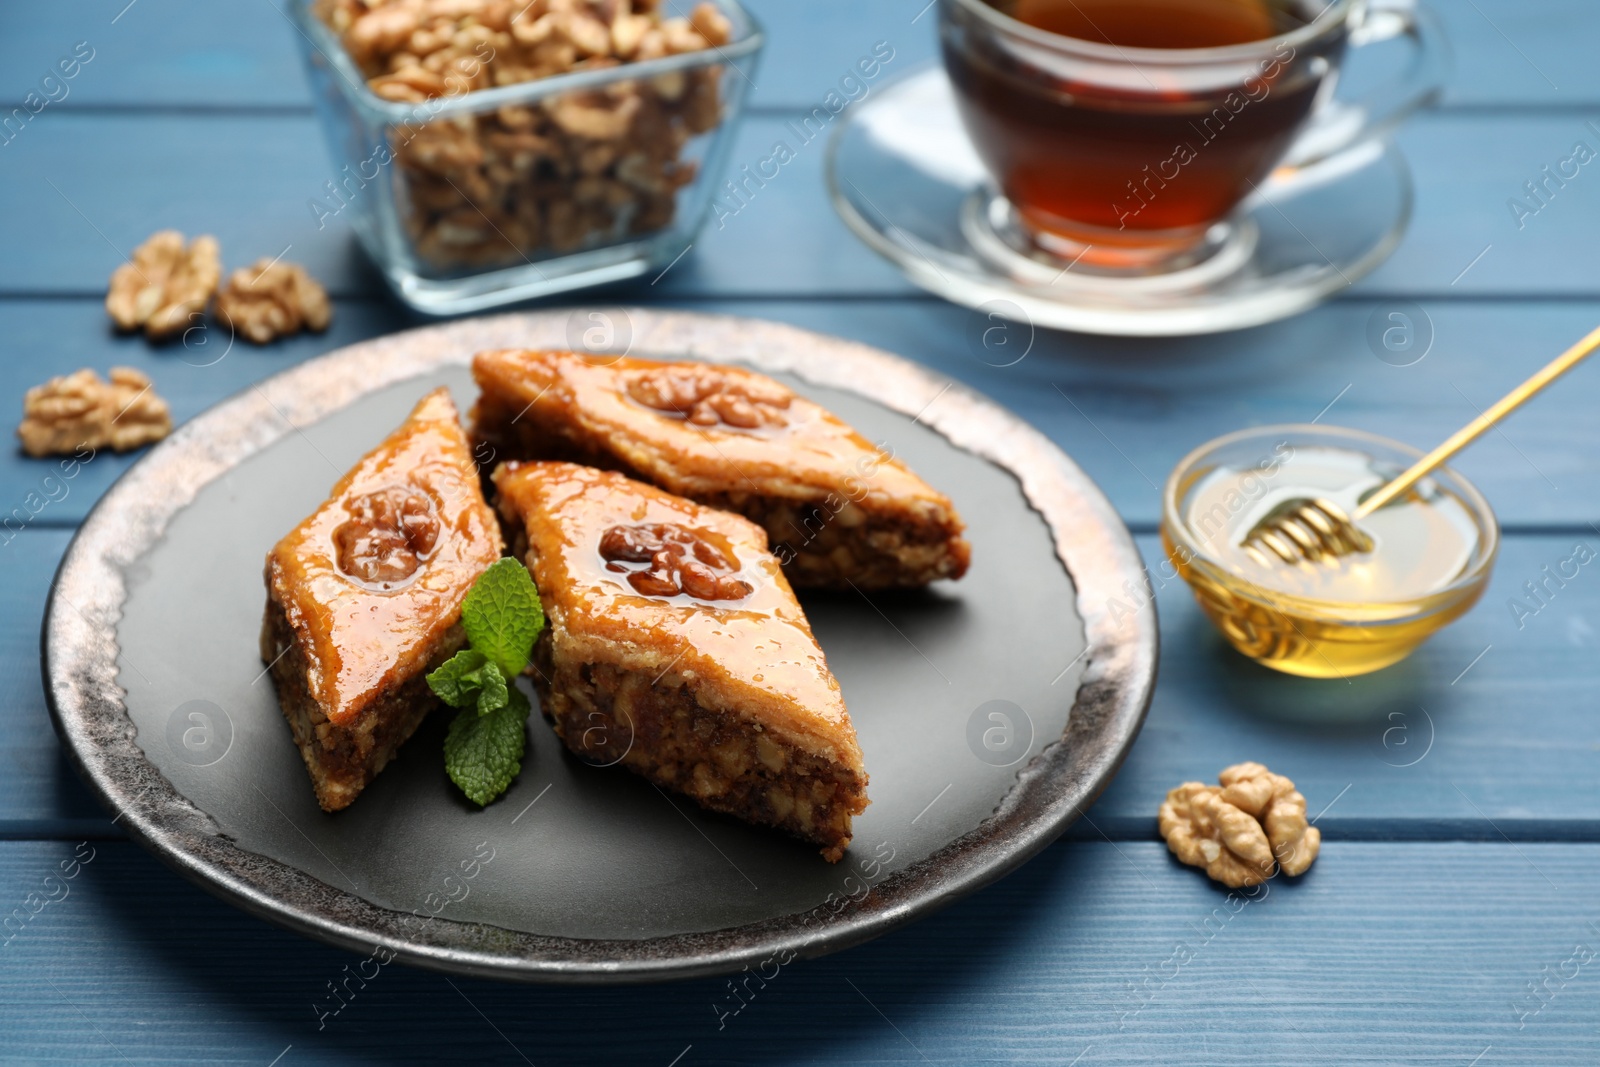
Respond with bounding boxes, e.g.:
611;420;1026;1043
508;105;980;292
940;0;1443;274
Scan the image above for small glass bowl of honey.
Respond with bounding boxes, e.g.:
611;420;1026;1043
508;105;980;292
1162;425;1500;678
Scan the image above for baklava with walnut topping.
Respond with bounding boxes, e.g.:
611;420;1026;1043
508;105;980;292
261;389;504;811
494;460;869;860
470;349;970;589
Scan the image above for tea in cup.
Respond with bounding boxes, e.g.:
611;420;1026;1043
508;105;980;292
940;0;1435;273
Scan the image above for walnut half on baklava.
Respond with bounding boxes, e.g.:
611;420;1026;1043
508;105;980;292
493;460;870;861
261;389;504;812
470;349;971;589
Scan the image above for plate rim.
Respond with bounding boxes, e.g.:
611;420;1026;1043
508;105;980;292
43;308;1157;983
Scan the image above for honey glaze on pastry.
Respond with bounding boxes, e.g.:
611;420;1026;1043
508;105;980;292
494;460;870;861
261;388;504;811
470;349;971;589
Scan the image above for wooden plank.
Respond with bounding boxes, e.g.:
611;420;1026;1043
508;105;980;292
1092;532;1600;836
2;112;910;299
11;113;391;301
1;0;1594;111
6;525;1600;835
0;530;112;838
2;296;1600;529
0;0;309;109
6;111;1600;300
1427;0;1597;106
0;838;1595;1064
1356;113;1600;297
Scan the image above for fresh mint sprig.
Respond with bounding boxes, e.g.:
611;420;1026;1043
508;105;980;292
443;687;529;807
461;555;545;678
429;558;545;806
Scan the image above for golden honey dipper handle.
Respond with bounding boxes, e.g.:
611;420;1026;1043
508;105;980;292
1353;323;1600;519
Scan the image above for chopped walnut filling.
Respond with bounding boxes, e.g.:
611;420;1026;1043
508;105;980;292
17;367;172;457
311;0;732;270
105;231;221;340
1159;761;1322;887
261;594;463;811
600;521;752;600
333;486;441;587
624;365;791;430
706;494;967;591
533;651;866;861
215;258;333;344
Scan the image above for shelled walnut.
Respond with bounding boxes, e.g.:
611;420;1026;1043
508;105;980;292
215;259;333;344
18;367;172;457
626;364;791;429
311;0;733;270
1158;761;1322;887
105;231;221;340
600;522;752;601
1218;761;1321;876
333;486;440;586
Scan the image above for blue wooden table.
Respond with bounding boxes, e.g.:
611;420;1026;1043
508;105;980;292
4;1;1600;1063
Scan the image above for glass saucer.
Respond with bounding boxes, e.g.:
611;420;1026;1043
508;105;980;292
826;67;1414;337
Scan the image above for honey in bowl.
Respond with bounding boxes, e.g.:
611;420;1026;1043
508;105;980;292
1162;426;1500;678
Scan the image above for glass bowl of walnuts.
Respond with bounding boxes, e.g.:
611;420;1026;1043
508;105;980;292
292;0;763;313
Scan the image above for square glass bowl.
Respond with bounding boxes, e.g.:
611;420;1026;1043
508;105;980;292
289;1;763;314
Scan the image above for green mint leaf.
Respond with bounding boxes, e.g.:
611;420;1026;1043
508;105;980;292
461;558;546;679
426;648;488;708
444;685;529;806
473;660;508;716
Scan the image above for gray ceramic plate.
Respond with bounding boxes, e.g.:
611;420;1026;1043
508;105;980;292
44;309;1155;983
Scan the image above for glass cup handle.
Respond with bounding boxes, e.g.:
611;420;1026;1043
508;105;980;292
1282;0;1450;168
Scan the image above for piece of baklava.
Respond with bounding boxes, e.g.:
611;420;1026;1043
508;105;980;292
470;349;971;589
494;460;870;861
261;388;504;812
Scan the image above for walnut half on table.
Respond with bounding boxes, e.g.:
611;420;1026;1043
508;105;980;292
17;368;172;458
105;231;221;340
1158;762;1322;888
215;259;333;344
